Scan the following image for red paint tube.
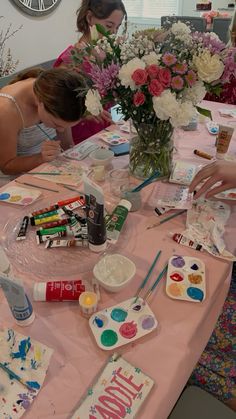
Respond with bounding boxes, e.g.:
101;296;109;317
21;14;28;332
33;280;85;301
171;232;203;252
57;196;84;207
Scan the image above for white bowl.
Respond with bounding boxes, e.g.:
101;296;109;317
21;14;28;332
89;148;114;166
93;253;136;292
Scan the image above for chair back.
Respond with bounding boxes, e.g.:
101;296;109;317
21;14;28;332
161;16;206;32
212;17;231;43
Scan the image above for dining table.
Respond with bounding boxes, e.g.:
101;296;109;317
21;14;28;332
0;100;235;419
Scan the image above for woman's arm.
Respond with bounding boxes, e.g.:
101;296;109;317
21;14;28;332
189;160;236;199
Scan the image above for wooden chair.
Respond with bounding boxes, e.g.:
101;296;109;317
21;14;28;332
212;17;231;43
161;16;207;32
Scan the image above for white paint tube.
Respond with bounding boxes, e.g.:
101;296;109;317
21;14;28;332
0;273;35;326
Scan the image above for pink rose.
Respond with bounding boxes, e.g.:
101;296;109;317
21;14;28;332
147;64;159;79
158;68;171;87
148;79;164;97
132;69;148;86
133;91;146;106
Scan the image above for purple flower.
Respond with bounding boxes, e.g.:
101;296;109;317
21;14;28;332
88;61;120;97
191;32;225;54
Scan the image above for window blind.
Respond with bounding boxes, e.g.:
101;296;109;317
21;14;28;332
123;0;180;19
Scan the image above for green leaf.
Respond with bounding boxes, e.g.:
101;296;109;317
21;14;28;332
96;24;110;37
196;106;212;120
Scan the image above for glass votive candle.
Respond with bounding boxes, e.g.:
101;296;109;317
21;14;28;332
79;291;98;317
120;183;142;212
109;168;130;197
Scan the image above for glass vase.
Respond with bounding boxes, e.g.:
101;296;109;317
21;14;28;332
129;120;174;179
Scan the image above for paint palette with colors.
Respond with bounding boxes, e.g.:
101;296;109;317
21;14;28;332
166;255;206;303
0;186;41;206
89;298;158;350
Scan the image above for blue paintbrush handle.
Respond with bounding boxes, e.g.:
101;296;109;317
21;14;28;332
36;124;55;140
150;264;168;293
140;250;161;289
131;170;161;192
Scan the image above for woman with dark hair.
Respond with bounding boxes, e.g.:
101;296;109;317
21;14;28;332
54;0;127;145
0;67;86;175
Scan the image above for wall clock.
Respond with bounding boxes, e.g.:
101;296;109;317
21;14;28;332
10;0;62;16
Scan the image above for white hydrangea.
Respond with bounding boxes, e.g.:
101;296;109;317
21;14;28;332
171;21;191;36
118;58;145;90
142;52;161;66
85;89;103;116
152;90;195;127
182;81;207;105
193;50;224;83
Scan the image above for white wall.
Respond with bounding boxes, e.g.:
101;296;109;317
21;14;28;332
1;0;81;71
0;0;232;73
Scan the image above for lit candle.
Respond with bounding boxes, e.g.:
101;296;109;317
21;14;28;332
79;291;98;317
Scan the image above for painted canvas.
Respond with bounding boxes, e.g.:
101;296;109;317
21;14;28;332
32;159;87;186
0;328;53;418
71;353;154;418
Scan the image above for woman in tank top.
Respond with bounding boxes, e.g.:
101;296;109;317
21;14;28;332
0;67;86;175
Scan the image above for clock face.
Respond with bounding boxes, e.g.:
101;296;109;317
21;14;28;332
10;0;62;16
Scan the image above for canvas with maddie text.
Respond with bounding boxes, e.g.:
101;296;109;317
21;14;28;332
70;353;154;419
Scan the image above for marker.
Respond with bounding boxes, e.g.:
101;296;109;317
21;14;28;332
16;216;29;241
194;149;213;160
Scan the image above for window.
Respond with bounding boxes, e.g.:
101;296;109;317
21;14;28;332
123;0;183;23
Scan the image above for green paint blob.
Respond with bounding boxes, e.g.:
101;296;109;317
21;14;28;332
101;330;118;347
111;308;127;323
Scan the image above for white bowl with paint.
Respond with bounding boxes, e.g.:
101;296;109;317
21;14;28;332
93;253;136;292
89;148;114;167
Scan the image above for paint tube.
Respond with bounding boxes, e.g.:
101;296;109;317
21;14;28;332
31;214;62;226
38;218;69;229
84;177;106;252
0;273;35;326
106;199;131;243
36;230;67;244
216;125;234;159
16;216;29;241
45;238;89;248
63;197;85;211
57;196;84;207
30;204;59;217
0;246;11;275
33;279;85;301
170;232;203;252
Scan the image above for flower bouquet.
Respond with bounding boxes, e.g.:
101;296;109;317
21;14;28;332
71;22;232;178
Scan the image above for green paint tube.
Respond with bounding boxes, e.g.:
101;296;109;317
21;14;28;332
106;199;131;244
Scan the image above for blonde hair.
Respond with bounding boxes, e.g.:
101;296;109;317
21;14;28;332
76;0;127;35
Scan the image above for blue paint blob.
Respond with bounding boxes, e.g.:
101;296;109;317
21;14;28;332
187;287;204;301
191;264;199;271
94;317;103;328
11;337;31;361
26;381;40;390
0;193;10;200
111;308;128;323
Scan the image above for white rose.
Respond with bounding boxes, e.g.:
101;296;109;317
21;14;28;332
193;50;224;83
118;58;145;90
85;89;103;116
142;52;161;66
182;81;207;105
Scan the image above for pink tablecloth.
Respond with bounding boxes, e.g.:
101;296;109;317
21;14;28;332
0;100;235;419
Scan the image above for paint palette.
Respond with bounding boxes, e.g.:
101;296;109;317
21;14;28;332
169;160;201;186
166;255;206;303
63;141;100;161
99;130;129;145
151;182;193;209
206;121;219;135
0;186;41;206
89;298;158;351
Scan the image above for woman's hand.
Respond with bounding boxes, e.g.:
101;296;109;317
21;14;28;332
40;140;61;162
189;160;236;199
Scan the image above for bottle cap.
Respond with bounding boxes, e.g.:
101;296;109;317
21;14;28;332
216;152;225;160
16;311;35;327
33;282;46;301
119;199;132;211
89;241;107;253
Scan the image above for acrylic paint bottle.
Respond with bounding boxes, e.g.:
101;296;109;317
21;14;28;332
171;233;203;252
84;177;107;252
216;125;234;159
33;280;85;301
106;199;131;243
0;273;35;326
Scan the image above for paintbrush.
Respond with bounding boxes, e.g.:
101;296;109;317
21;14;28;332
146;209;186;230
143;263;168;302
29;172;64;176
15;180;59;193
133;250;161;304
0;362;36;392
36;124;64;152
131;170;161;193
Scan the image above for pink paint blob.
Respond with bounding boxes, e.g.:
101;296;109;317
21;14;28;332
21;197;33;205
119;321;137;339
